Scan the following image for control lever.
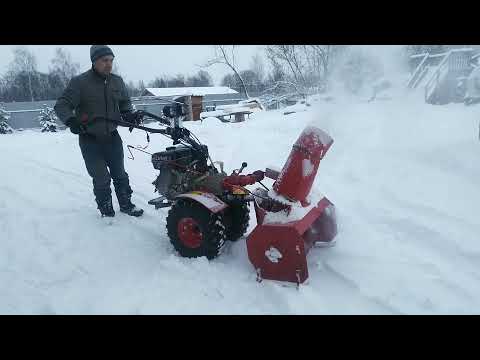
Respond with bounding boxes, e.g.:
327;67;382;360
236;162;248;175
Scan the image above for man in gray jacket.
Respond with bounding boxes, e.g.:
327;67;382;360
55;45;144;218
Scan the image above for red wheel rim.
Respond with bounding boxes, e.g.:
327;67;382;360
177;218;203;248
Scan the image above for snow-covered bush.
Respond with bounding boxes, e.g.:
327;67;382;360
0;106;13;134
37;105;58;132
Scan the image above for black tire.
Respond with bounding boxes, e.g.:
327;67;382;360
166;199;226;260
224;202;250;242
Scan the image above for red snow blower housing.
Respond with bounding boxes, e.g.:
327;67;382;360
112;96;337;286
247;126;337;285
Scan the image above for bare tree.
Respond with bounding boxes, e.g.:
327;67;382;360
265;45;346;95
137;80;146;95
309;45;345;84
49;47;80;88
9;47;37;101
126;80;140;97
148;77;167;88
250;52;265;84
266;46;308;88
202;45;249;98
112;61;121;76
221;73;237;88
170;74;186;87
186;70;213;87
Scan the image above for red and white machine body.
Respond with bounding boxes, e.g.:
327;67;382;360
246;126;337;285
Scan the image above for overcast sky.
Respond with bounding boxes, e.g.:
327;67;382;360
0;45;266;86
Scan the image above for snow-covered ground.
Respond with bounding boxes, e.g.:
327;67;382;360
1;93;480;314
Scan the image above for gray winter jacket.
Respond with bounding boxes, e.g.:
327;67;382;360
54;68;133;138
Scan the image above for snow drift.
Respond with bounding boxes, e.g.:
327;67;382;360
1;93;479;314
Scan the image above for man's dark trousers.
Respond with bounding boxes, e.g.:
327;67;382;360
78;130;132;207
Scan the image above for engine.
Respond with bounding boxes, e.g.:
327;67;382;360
151;144;210;200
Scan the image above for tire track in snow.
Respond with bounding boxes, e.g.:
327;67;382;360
349;190;480;312
378;189;480;273
1;155;88;210
313;258;404;314
381;187;479;238
11;153;90;188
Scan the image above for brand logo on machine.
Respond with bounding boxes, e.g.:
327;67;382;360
265;246;283;263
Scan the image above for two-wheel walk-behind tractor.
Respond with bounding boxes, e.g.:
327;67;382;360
114;95;337;286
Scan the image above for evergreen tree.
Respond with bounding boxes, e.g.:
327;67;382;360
37;105;58;132
0;106;13;134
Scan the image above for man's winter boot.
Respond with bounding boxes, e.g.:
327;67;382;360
117;192;144;217
120;201;144;217
97;197;115;217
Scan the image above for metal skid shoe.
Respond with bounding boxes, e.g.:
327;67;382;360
256;268;263;283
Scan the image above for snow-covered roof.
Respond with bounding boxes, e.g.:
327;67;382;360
410;48;474;60
410;53;428;59
144;87;238;97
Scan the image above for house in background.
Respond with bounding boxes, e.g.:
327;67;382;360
134;86;245;121
2;86;245;129
407;48;479;104
141;86;240;98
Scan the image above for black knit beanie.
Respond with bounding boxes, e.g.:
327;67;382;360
90;45;115;63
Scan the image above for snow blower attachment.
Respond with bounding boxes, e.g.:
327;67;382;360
107;97;337;286
246;126;337;286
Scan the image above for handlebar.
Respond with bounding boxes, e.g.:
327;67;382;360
99;114;202;150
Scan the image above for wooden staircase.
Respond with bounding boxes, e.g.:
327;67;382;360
407;48;474;104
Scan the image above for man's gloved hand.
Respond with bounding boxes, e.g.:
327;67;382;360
121;111;143;126
65;117;86;135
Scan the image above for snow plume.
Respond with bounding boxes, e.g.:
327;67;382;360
328;45;409;98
